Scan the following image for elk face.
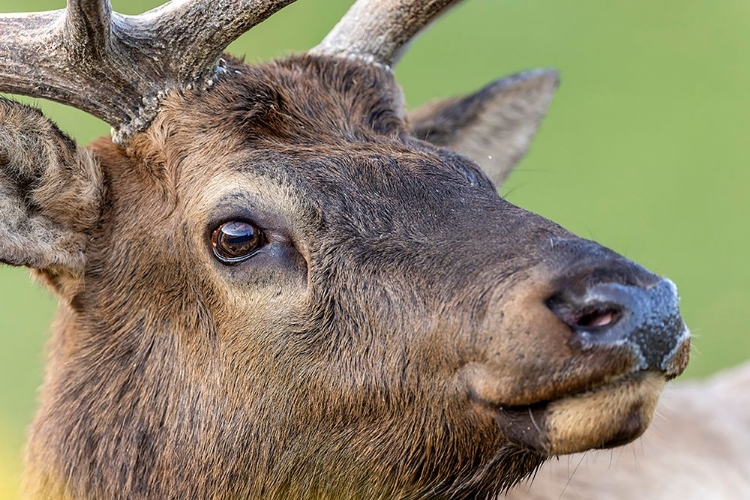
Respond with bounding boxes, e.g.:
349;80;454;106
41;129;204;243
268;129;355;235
43;56;684;496
0;1;689;498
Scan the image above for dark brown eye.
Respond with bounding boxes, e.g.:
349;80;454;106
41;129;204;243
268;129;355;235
211;221;265;264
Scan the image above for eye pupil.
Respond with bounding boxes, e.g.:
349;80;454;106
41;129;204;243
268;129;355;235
212;221;264;263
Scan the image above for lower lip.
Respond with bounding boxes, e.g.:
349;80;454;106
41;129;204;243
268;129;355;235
492;371;664;455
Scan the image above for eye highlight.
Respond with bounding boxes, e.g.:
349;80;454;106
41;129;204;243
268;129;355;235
211;220;266;264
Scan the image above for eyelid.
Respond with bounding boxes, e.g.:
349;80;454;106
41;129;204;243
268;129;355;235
208;193;287;234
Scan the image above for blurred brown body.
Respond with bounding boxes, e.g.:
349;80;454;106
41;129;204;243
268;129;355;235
0;2;690;499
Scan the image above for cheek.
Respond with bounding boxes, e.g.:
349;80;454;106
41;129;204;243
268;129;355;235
211;261;310;349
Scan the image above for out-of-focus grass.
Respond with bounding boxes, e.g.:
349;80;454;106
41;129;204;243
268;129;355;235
1;0;748;497
0;424;21;500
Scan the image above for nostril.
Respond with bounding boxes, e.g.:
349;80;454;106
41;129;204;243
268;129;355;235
576;307;621;328
546;297;623;331
544;277;688;373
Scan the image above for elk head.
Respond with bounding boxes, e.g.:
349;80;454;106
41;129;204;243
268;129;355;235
0;1;689;498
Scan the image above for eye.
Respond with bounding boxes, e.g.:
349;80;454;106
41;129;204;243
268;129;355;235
211;220;266;264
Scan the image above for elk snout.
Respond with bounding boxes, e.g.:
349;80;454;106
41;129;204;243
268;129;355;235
547;277;689;377
461;238;690;457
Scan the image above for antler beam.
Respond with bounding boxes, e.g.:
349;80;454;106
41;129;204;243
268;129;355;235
310;0;463;69
0;0;296;142
1;0;464;141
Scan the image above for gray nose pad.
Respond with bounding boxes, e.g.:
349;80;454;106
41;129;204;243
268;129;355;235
548;278;689;372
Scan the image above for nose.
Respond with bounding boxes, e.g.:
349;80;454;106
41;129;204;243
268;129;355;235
547;275;689;375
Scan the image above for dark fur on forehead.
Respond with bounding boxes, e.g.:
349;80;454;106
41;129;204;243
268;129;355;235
176;55;406;144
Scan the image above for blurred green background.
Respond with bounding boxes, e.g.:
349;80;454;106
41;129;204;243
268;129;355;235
0;0;748;496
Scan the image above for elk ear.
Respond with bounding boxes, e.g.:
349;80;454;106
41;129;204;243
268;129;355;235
0;99;102;274
409;69;558;186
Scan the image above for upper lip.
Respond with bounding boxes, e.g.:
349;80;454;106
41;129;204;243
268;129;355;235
497;369;648;413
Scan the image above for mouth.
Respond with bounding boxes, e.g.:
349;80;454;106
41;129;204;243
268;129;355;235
492;370;665;456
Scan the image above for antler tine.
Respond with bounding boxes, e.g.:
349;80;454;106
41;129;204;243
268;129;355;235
131;0;297;85
0;0;297;143
310;0;464;69
65;0;113;50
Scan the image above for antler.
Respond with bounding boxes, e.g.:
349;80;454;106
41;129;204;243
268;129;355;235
0;0;296;143
310;0;463;69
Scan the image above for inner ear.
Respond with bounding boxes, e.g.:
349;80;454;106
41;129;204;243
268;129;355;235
409;69;558;187
0;99;103;274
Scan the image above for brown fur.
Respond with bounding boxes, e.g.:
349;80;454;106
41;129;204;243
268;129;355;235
0;55;688;499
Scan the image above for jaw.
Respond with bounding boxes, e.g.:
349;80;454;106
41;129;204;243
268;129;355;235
495;371;666;456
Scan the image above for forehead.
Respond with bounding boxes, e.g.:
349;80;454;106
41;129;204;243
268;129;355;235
152;56;497;217
159;55;407;147
185;140;492;224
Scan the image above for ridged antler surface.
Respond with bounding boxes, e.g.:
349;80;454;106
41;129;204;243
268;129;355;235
0;0;463;142
311;0;463;68
0;0;296;142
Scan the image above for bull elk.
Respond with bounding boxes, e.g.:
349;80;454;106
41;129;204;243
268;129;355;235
0;0;690;498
